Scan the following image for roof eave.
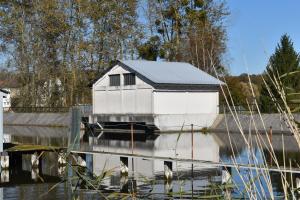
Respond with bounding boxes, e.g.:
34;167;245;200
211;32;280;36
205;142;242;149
152;83;222;91
0;88;10;94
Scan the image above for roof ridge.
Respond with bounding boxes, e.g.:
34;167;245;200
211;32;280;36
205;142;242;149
119;60;224;86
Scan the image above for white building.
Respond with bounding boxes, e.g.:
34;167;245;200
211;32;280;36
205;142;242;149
0;89;9;152
1;89;11;111
92;133;220;175
92;60;223;130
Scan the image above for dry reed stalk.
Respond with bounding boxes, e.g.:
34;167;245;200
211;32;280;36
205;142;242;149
209;51;300;199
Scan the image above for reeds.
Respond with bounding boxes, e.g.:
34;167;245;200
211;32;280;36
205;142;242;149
27;57;300;199
211;57;300;199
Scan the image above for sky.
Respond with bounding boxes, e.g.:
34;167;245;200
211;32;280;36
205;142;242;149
227;0;300;75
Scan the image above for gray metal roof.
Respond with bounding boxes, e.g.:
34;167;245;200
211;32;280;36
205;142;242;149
120;60;223;85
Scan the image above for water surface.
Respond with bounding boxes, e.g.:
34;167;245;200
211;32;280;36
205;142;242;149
2;126;300;199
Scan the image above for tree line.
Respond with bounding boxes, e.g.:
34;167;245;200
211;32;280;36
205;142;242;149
221;34;300;113
0;0;229;107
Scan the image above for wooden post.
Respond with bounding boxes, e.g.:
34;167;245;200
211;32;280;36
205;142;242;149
191;124;194;160
191;124;194;179
120;157;129;175
191;124;194;198
268;126;273;166
268;126;272;142
131;122;134;154
131;122;134;175
164;161;173;181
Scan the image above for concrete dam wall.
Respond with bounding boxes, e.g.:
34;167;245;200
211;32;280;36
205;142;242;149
211;113;300;134
3;111;298;134
3;113;71;127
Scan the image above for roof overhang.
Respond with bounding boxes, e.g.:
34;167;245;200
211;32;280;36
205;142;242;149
152;83;221;91
93;60;226;90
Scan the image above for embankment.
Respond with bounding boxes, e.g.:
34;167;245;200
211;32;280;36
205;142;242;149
211;113;300;134
4;112;71;127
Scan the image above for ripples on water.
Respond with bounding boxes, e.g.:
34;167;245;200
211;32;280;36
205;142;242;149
2;126;300;199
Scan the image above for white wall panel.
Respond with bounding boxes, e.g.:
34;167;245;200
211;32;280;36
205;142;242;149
135;89;153;113
93;65;153;115
122;89;135;113
153;91;218;115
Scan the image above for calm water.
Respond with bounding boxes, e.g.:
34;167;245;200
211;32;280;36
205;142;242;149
2;126;300;199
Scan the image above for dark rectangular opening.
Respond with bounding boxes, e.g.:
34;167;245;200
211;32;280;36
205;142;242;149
124;73;136;85
109;74;120;86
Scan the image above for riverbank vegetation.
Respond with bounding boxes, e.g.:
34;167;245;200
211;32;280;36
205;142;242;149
220;34;300;113
0;0;228;107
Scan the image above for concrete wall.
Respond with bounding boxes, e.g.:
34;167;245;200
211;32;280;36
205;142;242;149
154;114;218;130
93;65;153;114
211;113;300;133
3;113;70;127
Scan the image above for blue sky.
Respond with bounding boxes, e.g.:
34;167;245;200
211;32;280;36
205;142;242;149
227;0;300;75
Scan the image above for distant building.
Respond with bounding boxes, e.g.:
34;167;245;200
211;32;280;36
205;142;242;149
0;89;9;111
0;89;9;152
0;78;19;109
2;89;11;111
92;60;223;130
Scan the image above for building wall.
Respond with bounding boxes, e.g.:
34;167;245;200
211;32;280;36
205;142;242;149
92;64;220;128
93;65;153;115
153;91;219;114
0;92;4;152
91;132;219;178
152;91;219;129
2;89;11;110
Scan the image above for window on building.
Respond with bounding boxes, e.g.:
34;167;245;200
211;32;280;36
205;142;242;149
109;74;120;86
124;73;136;85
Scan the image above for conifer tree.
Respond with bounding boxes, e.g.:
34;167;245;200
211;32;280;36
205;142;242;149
260;34;300;112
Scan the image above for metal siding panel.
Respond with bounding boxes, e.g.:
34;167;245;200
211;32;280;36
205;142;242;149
122;89;135;113
120;60;223;85
154;91;219;115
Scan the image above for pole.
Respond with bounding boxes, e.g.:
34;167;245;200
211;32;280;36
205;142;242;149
191;123;194;198
191;124;194;160
131;122;134;175
269;126;273;166
131;122;134;154
268;126;273;142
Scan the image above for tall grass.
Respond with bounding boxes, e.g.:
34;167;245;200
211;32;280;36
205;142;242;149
212;55;300;199
22;59;300;199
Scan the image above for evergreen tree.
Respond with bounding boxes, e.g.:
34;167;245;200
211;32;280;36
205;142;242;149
260;34;300;112
138;36;161;60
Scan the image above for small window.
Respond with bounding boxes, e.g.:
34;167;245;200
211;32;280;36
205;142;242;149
109;74;120;86
124;73;136;85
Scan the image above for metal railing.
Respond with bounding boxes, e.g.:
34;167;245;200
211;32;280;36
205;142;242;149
77;105;93;117
3;104;93;114
5;107;70;113
219;103;300;114
219;105;257;114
